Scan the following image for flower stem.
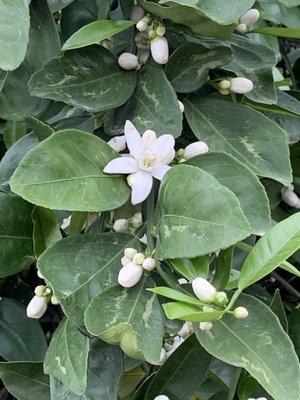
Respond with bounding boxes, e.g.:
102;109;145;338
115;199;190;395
146;189;155;253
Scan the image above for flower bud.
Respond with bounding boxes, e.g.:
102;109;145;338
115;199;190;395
150;36;169;64
61;215;71;230
156;25;166;37
37;269;44;280
219;89;230;95
148;29;156;39
219;80;231;90
124;247;137;259
154;396;169;400
178;277;188;285
233;306;249;319
230;77;253;94
121;256;131;266
118;263;143;288
51;296;59;305
236;22;247;33
199;321;213;331
257;398;267;400
184;141;209;160
136;19;148;32
192;278;217;303
34;285;46;296
203;306;214;312
178;322;191;338
281;188;300;208
118;53;139;70
142;257;156;271
240;9;260;27
113;218;129;233
107;135;126;152
178;100;184;113
26;296;48;319
130;5;145;22
132;252;145;265
131;212;143;228
215;291;228;305
159;348;167;364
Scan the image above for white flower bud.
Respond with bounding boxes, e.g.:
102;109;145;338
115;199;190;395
142;257;156;271
219;89;230;95
233;306;249;319
178;322;191;338
124;247;137;259
26;296;48;319
113;218;129;233
148;29;156;39
219;80;231;90
154;396;169;400
150;36;169;64
236;22;247;33
282;188;300;208
51;296;59;305
118;263;143;288
130;5;145;22
256;398;267;400
199;321;213;331
230;77;254;94
184;141;209;159
159;348;167;364
37;269;44;280
34;285;46;296
107;135;126;152
163;342;173;351
121;256;131;266
203;306;214;312
118;53;139;70
131;212;143;228
136;20;148;32
178;100;185;113
156;25;166;37
215;291;228;305
178;277;188;285
132;252;145;265
192;278;217;303
240;9;260;27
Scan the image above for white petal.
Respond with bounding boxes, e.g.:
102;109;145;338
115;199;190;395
107;135;126;152
124;120;144;159
127;171;153;205
150;134;175;160
161;148;175;165
151;165;171;181
142;130;157;148
104;157;138;174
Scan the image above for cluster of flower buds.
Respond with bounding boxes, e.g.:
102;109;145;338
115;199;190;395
218;77;254;95
118;247;156;288
26;285;58;319
113;212;143;233
162;321;193;360
176;140;209;162
281;185;300;209
236;8;260;33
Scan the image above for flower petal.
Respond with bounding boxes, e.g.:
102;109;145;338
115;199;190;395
124;120;144;159
151;165;171;181
104;157;138;174
127;171;153;205
142;130;157;149
150;134;175;160
161;149;175;165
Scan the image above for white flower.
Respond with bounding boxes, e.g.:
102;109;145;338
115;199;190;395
150;36;169;64
184;141;209;160
142;257;156;271
118;53;139;70
107;135;126;152
230;77;253;94
113;218;129;233
192;278;217;303
199;321;213;331
132;252;145;265
104;121;175;205
233;306;249;319
26;295;48;319
124;247;138;259
281;187;300;208
240;9;260;27
154;396;169;400
118;262;143;288
130;5;145;22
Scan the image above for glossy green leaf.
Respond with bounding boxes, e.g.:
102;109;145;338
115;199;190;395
38;233;140;329
238;213;300;290
212;247;234;290
278;0;300;6
195;294;300;400
167;257;209;281
119;366;145;398
29;46;137;113
85;277;164;363
10;129;130;212
155;165;251;259
44;319;89;395
105;63;182;137
62;20;134;51
270;289;288;332
48;0;76;12
162;301;223;322
187;152;272;234
0;0;30;71
0;362;50;400
3;120;26;149
26;117;54;141
184;97;292;186
145;335;211;400
0;192;34;278
148;287;204;306
252;27;300;39
0;297;47;362
165;43;232;93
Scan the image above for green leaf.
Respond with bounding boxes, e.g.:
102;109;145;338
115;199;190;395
85;277;164;364
144;335;211;400
26;116;54;141
32;206;62;258
0;0;30;71
212;247;234;290
277;0;300;6
10;129;130;212
148;287;204;306
187;152;272;234
38;233;141;329
119;366;145;398
252;27;300;39
238;213;300;290
155;164;251;259
162;302;223;322
0;192;34;278
167;257;209;281
62;20;134;51
270;289;288;332
44;319;89;395
184;97;292;186
0;362;50;400
48;0;76;13
104;63;182;138
195;294;300;400
29;46;137;113
3;120;26;149
0;297;47;362
165;43;232;93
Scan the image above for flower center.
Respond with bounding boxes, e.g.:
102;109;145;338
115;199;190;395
138;152;158;172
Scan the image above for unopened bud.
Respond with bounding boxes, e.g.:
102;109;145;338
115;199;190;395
107;135;126;152
203;306;214;312
118;263;143;288
51;296;59;305
124;247;137;259
26;295;48;319
130;5;145;22
215;291;228;305
142;257;156;271
159;348;167;364
132;252;145;265
156;25;166;37
118;53;139;70
240;9;260;27
136;19;148;32
178;100;184;113
219;80;231;90
199;321;213;331
178;322;191;338
230;77;253;94
150;36;169;64
121;256;131;266
113;218;129;233
148;29;156;39
131;212;143;228
154;396;169;400
236;23;247;33
219;89;230;95
184;141;209;160
34;285;46;296
282;188;300;208
233;306;249;319
192;278;217;303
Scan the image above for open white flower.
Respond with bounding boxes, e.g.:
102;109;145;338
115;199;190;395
104;121;175;205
